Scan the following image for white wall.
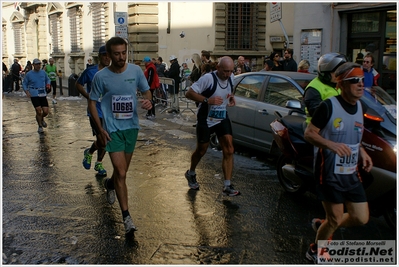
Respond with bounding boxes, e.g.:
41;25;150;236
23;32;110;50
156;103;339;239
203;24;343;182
157;1;215;68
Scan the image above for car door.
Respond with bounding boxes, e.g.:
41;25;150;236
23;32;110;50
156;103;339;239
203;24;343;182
227;74;265;147
253;76;303;152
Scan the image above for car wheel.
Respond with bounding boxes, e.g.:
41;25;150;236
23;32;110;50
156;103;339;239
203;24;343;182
276;155;307;195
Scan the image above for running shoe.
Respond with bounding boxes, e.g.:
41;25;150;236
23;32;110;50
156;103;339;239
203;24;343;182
146;115;156;120
306;243;318;264
42;120;47;128
52;99;57;104
184;170;199;190
104;178;116;205
38;126;44;134
124;215;137;238
82;148;92;170
312;218;324;232
222;184;240;196
94;162;107;176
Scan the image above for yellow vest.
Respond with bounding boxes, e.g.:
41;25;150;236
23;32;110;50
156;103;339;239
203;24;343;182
305;77;340;123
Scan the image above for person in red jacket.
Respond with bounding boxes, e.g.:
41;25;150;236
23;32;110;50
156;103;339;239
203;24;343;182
143;56;160;119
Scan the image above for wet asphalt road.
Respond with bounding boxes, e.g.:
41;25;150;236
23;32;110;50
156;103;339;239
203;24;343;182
2;92;396;264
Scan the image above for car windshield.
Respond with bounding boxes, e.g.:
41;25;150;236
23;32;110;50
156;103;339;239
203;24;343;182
363;86;396;119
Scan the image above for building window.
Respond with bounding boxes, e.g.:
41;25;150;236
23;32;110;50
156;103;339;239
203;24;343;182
91;2;106;52
351;12;380;33
49;14;62;53
2;25;7;56
69;7;82;53
226;3;257;50
12;23;24;55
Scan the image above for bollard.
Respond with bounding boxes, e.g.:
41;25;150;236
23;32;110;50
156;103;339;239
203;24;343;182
58;70;63;95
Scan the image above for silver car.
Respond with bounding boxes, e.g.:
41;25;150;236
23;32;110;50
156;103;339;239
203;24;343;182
226;71;316;154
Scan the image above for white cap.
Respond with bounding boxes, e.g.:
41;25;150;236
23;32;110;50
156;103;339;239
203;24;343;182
169;55;177;61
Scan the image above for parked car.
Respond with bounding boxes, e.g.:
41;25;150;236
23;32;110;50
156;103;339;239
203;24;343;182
225;71;316;155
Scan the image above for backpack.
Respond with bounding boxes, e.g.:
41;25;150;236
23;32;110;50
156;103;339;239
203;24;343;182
201;72;233;98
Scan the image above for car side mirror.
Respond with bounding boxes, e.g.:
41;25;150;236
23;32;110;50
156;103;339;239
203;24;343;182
286;100;301;109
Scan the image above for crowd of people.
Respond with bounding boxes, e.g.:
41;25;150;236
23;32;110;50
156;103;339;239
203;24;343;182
4;39;378;262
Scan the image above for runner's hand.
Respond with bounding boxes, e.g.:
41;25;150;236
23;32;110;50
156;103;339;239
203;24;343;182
140;99;152;110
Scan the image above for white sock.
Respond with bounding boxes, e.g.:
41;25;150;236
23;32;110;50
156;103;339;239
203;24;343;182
224;180;231;187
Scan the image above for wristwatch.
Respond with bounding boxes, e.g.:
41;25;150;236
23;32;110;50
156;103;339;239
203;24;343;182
203;98;208;103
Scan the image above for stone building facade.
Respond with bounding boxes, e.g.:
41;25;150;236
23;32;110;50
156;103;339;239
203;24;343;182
2;2;396;95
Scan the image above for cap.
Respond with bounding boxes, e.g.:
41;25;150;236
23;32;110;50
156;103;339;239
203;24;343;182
32;58;41;65
169;55;177;61
143;56;151;63
98;45;107;54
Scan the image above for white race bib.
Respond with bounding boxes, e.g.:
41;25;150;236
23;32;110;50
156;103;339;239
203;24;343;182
31;87;46;97
207;105;226;122
112;95;134;119
334;144;359;174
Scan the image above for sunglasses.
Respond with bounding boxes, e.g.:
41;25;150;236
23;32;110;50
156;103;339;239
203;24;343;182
363;60;370;64
274;55;279;57
343;77;363;84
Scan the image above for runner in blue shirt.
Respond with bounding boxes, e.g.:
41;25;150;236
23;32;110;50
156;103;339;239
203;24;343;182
76;45;110;176
22;58;51;134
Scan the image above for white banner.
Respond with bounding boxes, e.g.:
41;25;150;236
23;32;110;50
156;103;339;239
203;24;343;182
317;240;396;265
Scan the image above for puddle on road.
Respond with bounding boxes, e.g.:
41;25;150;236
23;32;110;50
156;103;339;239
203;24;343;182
149;243;238;264
165;129;195;139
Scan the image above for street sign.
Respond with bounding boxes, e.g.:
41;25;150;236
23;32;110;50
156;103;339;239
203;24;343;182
114;12;127;25
115;25;128;39
270;3;282;23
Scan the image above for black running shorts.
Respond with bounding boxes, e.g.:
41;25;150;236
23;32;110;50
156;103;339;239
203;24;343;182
196;118;233;144
30;96;49;108
316;182;367;204
89;116;104;136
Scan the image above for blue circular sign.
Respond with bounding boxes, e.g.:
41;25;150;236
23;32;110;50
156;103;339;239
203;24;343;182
118;17;125;24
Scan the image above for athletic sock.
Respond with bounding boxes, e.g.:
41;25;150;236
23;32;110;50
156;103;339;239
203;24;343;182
224;180;231;187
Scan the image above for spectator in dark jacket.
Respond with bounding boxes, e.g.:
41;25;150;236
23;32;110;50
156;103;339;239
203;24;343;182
11;59;22;91
282;48;297;72
165;55;180;113
270;52;283;71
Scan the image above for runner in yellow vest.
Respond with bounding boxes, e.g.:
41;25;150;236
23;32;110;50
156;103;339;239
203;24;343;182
302;53;347;124
45;58;58;104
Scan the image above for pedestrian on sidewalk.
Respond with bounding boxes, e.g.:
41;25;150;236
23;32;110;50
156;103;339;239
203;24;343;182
88;37;152;238
10;59;22;92
165;55;180;114
143;56;159;119
184;56;240;196
44;58;59;104
22;58;51;134
76;45;110;176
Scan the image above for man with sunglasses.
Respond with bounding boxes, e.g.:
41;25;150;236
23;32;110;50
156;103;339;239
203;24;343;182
304;62;372;263
22;58;51;134
362;54;380;88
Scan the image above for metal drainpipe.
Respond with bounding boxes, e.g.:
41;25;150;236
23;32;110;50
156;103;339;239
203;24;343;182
330;3;335;50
